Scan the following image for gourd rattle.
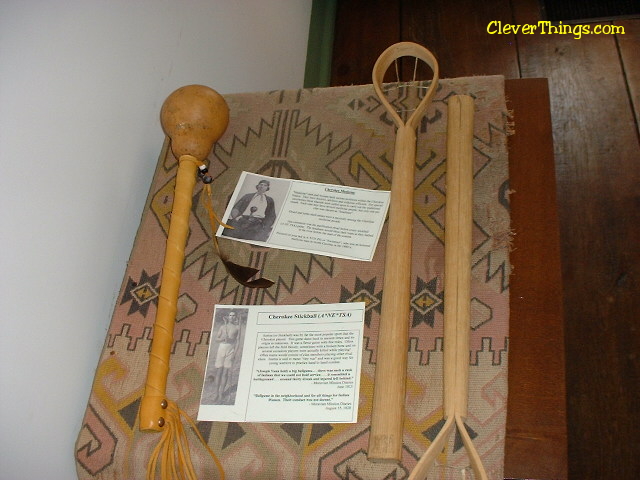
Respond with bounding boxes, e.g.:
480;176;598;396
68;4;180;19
138;85;228;480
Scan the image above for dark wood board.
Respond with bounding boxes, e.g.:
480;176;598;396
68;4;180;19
513;2;640;477
330;0;401;86
616;19;640;122
400;0;520;79
505;78;568;479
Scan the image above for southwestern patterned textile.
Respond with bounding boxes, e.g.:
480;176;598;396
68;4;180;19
76;76;511;479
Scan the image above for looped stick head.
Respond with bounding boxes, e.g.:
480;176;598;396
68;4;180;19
160;84;230;161
372;42;439;131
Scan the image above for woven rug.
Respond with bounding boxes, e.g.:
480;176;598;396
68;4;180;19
76;76;511;479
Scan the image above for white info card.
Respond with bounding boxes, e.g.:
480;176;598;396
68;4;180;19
216;172;390;261
198;302;366;423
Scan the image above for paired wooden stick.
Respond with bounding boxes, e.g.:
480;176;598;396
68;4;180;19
408;94;487;480
367;41;487;477
368;42;439;462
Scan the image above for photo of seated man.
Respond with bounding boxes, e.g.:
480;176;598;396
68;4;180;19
223;179;276;241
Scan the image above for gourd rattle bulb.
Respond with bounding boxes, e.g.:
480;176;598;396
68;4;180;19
160;84;230;161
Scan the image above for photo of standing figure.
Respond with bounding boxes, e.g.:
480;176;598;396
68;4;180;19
201;308;247;405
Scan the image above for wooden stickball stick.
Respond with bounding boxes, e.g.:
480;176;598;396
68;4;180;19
369;124;417;462
408;95;488;480
368;42;439;463
443;94;474;421
447;93;487;480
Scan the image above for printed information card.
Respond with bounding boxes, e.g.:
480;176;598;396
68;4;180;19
216;172;390;261
198;303;365;424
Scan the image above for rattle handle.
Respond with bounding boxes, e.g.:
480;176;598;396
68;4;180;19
443;95;474;418
140;155;198;431
369;125;416;462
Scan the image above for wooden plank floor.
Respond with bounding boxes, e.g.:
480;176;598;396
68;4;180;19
330;1;640;479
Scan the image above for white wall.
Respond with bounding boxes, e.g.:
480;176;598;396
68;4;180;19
0;1;312;478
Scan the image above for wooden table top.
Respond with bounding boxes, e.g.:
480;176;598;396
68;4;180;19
504;78;568;479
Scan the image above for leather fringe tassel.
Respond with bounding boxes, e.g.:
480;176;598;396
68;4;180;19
146;400;225;480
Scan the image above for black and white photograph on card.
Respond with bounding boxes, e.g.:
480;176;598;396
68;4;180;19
201;307;248;406
221;173;287;242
